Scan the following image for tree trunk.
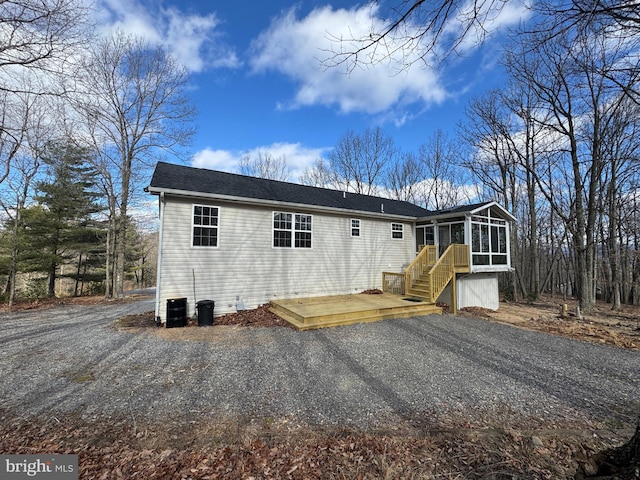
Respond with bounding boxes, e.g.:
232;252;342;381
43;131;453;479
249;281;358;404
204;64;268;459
104;200;116;299
47;259;57;298
114;162;131;298
8;209;21;307
74;254;82;297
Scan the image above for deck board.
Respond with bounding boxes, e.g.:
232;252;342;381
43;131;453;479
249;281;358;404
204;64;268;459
270;293;441;330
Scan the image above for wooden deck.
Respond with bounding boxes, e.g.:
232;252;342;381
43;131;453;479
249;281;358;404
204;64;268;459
270;293;442;330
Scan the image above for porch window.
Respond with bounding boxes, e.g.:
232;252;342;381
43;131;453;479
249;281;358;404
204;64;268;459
471;216;508;266
415;225;434;252
273;212;312;248
391;223;403;239
437;222;465;255
351;219;360;237
192;205;219;247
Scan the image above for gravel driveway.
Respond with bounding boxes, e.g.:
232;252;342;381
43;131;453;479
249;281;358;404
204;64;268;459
1;297;638;428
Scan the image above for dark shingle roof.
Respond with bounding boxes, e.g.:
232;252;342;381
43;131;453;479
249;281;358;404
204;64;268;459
417;201;516;221
419;202;490;217
148;162;431;217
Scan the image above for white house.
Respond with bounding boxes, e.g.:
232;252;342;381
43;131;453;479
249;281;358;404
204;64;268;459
146;162;515;325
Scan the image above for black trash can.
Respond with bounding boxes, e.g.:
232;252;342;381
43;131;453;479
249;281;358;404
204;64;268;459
196;300;215;326
166;298;187;328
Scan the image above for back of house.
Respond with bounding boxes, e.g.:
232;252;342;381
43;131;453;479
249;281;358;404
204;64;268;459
147;162;515;325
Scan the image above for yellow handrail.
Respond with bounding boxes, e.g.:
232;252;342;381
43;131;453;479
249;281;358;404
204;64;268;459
427;244;470;301
404;245;437;296
426;245;455;302
382;244;469;301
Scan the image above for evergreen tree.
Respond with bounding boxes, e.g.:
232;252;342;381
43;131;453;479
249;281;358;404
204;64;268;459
34;142;104;297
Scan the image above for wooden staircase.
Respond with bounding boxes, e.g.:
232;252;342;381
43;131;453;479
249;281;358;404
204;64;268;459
406;274;433;300
383;244;470;311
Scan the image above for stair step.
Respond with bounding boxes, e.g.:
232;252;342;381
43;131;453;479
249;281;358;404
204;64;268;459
406;290;432;302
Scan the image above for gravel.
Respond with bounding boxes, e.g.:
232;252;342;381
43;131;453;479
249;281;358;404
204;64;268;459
1;297;638;428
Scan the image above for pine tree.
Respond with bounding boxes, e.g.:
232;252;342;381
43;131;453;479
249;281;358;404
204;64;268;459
33;142;104;297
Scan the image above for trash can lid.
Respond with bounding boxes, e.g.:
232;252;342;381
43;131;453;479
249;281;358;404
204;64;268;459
197;299;215;305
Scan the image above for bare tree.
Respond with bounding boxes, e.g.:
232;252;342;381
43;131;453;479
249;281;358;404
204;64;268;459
504;24;640;313
324;0;640;75
0;90;28;186
0;0;90;91
76;31;196;298
0;92;55;304
598;98;640;309
328;127;394;195
0;0;90;186
459;90;519;210
417;129;465;210
300;158;334;188
323;0;510;71
385;151;423;203
239;151;291;181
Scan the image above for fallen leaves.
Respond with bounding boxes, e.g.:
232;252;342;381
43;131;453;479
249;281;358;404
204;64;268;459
0;409;634;479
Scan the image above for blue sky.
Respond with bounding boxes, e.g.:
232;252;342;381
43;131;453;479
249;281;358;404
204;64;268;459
95;0;531;181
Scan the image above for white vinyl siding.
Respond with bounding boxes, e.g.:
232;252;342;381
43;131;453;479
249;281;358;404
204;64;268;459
438;273;499;310
157;196;414;321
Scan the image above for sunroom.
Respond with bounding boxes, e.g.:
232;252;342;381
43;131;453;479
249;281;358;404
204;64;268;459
415;201;515;273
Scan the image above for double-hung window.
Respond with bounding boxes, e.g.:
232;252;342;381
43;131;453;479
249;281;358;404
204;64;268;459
273;212;312;248
192;205;219;247
351;219;361;237
295;214;312;248
391;223;403;239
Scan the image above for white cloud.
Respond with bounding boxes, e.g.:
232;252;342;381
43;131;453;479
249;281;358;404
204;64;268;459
443;0;532;55
192;148;238;171
248;2;531;118
94;0;239;72
249;5;448;116
191;143;329;180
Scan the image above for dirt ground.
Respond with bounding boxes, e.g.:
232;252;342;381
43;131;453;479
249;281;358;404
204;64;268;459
3;293;640;479
460;297;640;351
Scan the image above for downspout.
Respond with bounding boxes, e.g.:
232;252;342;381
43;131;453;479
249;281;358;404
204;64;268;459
154;191;165;325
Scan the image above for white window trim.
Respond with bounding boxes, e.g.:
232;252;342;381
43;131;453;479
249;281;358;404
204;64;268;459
191;204;220;248
351;218;361;238
391;223;404;240
272;211;313;249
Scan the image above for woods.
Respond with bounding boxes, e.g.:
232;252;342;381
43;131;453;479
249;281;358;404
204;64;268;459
0;1;190;303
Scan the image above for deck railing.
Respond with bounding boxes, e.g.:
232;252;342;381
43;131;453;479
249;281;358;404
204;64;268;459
404;245;436;297
450;243;471;272
428;245;452;302
382;272;405;295
382;244;470;302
